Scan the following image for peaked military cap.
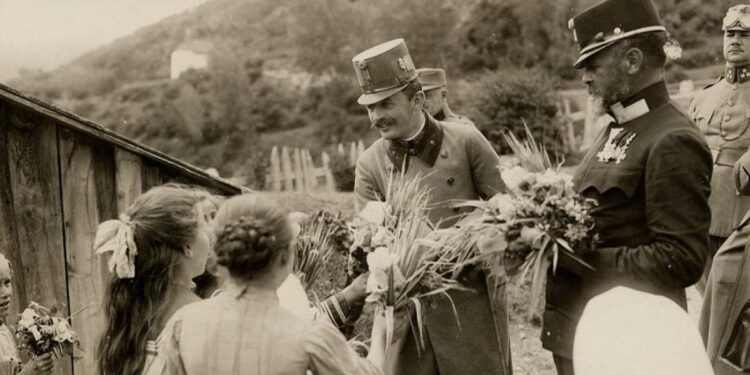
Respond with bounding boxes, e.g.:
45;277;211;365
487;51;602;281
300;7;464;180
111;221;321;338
352;39;417;106
416;68;447;91
569;0;666;68
724;5;750;31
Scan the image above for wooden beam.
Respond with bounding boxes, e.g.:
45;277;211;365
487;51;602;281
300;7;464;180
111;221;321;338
0;84;240;195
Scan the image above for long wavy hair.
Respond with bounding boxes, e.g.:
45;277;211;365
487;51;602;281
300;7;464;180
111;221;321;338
97;185;205;375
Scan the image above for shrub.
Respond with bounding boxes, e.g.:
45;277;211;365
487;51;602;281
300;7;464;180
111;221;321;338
464;69;565;157
328;151;355;192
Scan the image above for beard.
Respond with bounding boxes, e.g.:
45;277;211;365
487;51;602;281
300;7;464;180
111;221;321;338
589;77;632;115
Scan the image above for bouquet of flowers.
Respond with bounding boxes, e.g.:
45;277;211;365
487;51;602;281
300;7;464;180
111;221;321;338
441;124;599;315
361;174;464;352
308;210;353;256
15;302;80;359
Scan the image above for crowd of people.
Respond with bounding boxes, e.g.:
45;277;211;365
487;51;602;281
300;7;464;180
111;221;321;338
4;0;750;373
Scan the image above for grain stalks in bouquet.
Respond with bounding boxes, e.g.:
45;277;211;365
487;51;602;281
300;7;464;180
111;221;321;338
293;215;338;291
444;123;599;317
363;173;464;353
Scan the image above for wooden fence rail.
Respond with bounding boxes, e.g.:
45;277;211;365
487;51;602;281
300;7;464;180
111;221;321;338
268;140;365;193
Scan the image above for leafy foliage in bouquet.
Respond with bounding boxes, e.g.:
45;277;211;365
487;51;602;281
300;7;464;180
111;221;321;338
15;302;80;359
362;174;464;351
439;123;599;316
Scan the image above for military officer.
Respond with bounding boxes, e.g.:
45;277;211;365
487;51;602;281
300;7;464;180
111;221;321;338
324;39;510;375
548;0;712;374
416;68;476;127
689;4;750;295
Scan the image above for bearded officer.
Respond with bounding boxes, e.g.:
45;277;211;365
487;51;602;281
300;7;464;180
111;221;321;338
416;68;475;127
689;4;750;295
546;0;713;374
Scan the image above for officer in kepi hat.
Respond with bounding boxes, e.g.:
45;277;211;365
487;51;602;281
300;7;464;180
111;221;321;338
548;1;713;374
321;38;511;375
417;68;476;127
689;4;750;296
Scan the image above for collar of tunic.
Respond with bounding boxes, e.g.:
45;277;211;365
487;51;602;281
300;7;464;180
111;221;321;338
385;112;444;172
726;64;750;84
608;81;670;124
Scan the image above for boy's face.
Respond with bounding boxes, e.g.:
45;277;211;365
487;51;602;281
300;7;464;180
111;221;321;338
0;261;12;321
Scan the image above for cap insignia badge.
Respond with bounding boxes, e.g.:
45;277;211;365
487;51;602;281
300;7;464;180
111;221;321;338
398;55;414;72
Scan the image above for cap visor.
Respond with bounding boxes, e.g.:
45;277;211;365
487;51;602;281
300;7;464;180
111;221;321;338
357;84;409;106
573;42;615;69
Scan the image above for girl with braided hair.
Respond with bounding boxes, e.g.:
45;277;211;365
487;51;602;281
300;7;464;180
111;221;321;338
95;185;214;375
155;194;387;375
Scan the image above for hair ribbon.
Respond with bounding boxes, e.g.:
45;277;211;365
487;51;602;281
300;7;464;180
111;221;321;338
94;214;138;279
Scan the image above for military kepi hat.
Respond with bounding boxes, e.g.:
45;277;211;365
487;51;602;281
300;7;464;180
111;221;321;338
569;0;666;69
352;39;417;106
416;68;447;91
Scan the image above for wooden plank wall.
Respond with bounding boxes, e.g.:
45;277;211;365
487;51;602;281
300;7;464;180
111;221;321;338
0;98;239;374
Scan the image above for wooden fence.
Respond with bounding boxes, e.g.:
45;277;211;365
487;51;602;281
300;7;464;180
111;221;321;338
267;140;365;192
0;83;242;374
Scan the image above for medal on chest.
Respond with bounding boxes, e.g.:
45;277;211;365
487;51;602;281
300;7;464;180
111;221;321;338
596;128;637;164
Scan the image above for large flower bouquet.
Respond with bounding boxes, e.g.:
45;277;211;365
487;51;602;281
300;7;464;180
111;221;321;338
440;125;599;314
15;302;80;359
293;213;340;291
361;174;464;351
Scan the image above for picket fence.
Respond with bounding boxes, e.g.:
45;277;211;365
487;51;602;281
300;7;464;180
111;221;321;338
267;140;366;192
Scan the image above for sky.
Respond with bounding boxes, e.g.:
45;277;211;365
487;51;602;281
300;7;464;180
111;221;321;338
0;0;209;81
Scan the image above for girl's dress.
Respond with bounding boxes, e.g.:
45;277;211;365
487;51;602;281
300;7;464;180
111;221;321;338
155;282;382;375
0;323;21;374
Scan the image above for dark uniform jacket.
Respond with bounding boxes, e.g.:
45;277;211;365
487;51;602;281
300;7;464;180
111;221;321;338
689;74;750;238
700;211;750;375
543;81;712;359
327;113;510;375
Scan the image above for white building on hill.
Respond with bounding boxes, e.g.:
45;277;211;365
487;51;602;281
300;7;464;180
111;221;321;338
170;40;213;79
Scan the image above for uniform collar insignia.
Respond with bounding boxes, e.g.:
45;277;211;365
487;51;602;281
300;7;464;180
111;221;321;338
608;81;670;124
386;112;444;172
726;65;750;84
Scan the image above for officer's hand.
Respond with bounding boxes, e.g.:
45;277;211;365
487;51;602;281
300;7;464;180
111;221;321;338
342;273;368;303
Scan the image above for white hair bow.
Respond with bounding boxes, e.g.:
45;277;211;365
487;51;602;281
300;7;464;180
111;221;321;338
94;214;137;279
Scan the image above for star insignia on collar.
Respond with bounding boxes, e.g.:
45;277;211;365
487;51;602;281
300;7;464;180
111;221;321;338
596;128;637;164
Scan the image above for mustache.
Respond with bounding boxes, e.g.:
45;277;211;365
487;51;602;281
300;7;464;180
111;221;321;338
371;116;397;129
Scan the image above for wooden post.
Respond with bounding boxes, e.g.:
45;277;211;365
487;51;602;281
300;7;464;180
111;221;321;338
60;129;117;375
562;99;578;154
349;142;357;167
293;148;304;192
270;146;281;191
5;120;72;374
337;143;345;156
321;151;337;193
281;147;294;191
303;149;316;192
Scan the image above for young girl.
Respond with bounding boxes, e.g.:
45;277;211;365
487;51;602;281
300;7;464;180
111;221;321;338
155;194;387;374
95;185;213;375
0;253;55;375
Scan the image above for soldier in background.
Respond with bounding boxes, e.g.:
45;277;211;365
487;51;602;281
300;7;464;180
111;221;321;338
417;68;476;127
689;4;750;295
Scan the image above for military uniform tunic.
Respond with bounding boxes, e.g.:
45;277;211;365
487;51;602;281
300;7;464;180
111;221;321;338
543;82;712;359
354;114;510;375
690;72;750;238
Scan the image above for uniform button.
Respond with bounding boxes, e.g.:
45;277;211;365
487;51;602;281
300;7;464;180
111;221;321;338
429;140;435;146
722;131;727;137
440;151;448;159
546;331;551;336
728;100;735;106
724;115;731;122
447;177;455;185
